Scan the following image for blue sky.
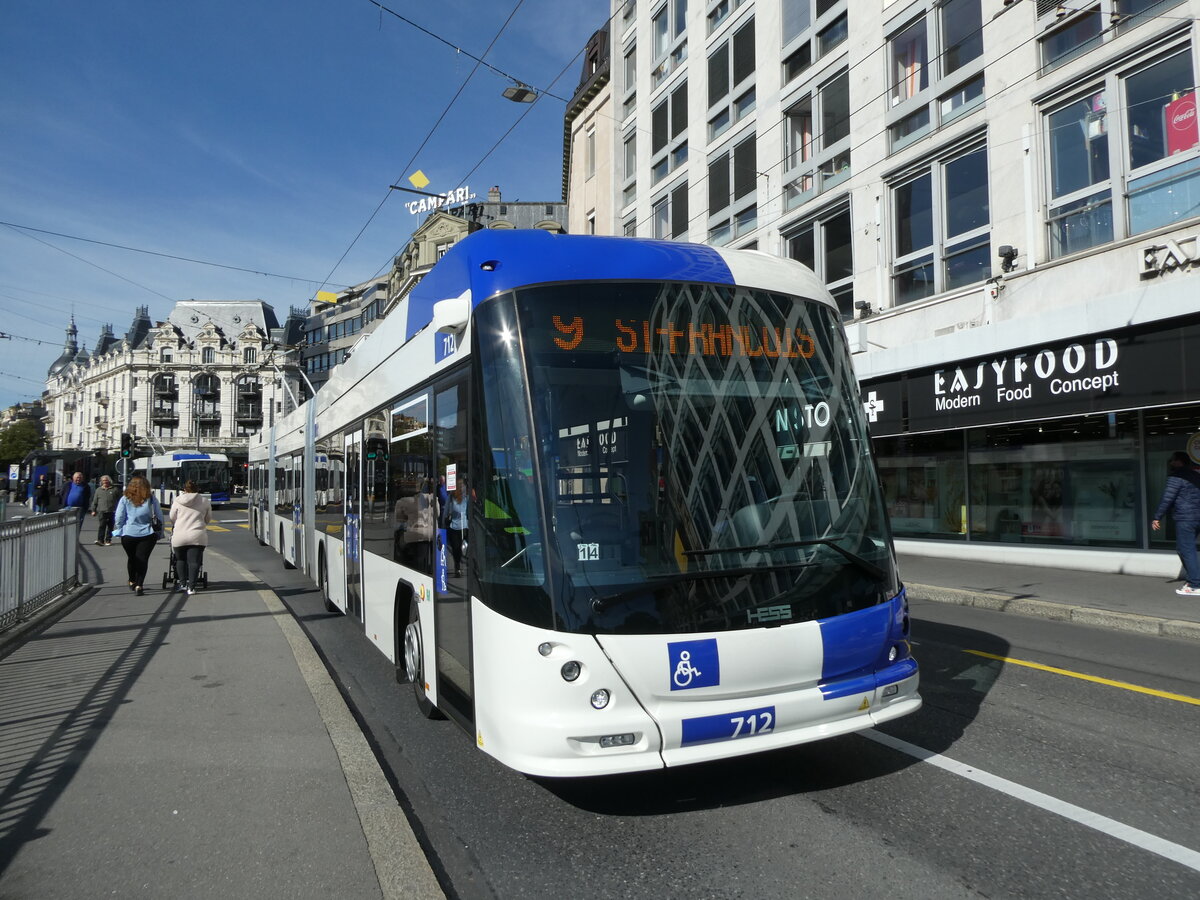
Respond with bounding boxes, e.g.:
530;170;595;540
0;0;603;409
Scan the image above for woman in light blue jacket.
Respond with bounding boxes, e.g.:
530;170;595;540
113;475;163;596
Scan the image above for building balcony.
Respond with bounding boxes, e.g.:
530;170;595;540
235;404;262;421
151;406;179;423
155;385;178;399
196;411;221;422
95;393;109;406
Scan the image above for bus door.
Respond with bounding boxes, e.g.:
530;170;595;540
434;375;473;720
344;431;364;621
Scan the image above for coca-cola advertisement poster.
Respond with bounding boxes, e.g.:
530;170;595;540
1165;91;1198;156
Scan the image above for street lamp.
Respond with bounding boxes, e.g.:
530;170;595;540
502;81;538;103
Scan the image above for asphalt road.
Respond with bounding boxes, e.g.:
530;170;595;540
216;520;1200;900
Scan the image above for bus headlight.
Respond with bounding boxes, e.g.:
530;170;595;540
561;661;582;682
538;642;553;657
888;645;899;662
590;689;610;709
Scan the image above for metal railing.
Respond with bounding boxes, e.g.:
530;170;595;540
0;510;80;633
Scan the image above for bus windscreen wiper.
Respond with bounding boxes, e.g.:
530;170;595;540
589;562;804;614
682;537;886;582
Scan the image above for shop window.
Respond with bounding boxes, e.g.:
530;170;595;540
782;69;850;211
875;432;967;540
891;143;990;304
652;180;689;240
886;0;984;152
967;413;1141;548
1144;402;1200;549
781;1;847;87
707;135;756;245
786;201;854;319
1044;48;1200;259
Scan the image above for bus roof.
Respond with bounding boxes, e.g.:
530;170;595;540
405;230;831;342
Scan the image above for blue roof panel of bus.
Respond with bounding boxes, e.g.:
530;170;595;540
406;230;736;341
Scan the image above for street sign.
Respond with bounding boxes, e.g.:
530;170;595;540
116;458;132;481
8;463;18;482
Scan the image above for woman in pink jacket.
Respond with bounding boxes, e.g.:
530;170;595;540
170;480;212;595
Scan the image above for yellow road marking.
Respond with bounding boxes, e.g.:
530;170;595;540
237;523;250;529
965;649;1200;706
207;525;230;532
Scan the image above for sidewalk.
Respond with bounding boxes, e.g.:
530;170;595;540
0;539;442;899
899;552;1200;642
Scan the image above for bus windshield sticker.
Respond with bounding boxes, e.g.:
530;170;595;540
668;639;720;690
681;706;776;747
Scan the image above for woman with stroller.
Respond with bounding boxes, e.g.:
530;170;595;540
170;480;211;596
113;475;164;597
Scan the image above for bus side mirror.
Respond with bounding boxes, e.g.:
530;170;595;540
432;294;470;334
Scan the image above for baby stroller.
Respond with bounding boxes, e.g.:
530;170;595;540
162;544;209;591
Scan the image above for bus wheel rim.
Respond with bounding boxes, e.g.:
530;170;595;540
404;622;420;683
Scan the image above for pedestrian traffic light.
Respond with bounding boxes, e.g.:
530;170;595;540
120;433;132;458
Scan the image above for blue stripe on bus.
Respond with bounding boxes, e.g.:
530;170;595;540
816;595;909;700
406;231;736;341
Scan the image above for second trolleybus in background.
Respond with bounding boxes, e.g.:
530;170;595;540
250;230;919;777
135;452;232;507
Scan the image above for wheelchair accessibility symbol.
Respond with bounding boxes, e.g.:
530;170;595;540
668;639;719;691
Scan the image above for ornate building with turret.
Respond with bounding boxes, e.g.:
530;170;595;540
42;301;306;474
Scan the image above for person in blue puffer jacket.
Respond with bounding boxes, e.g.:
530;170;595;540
1151;451;1200;597
113;475;163;597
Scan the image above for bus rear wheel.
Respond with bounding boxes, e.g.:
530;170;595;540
281;526;295;569
319;551;338;614
401;603;442;719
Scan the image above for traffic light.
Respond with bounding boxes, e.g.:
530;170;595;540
120;433;133;458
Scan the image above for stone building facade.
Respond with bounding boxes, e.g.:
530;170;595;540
43;301;305;471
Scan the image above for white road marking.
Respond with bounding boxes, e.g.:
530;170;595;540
864;729;1200;874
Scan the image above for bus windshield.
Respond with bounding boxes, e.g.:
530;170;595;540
473;282;896;636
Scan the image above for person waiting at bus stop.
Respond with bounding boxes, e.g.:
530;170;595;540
59;471;93;533
33;475;52;513
90;475;121;545
170;480;211;596
113;474;163;597
1152;451;1200;597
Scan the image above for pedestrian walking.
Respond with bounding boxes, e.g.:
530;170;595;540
90;475;121;545
1151;451;1200;597
113;475;163;596
34;475;51;513
58;471;93;534
170;480;211;596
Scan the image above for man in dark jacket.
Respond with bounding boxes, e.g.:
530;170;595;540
1151;451;1200;596
58;471;93;534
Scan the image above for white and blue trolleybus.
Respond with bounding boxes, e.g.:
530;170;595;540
136;452;232;507
249;230;920;777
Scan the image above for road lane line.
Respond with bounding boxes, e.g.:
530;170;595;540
864;730;1200;874
964;649;1200;706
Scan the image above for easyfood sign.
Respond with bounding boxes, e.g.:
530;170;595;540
861;314;1200;436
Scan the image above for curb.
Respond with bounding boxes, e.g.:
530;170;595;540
906;582;1200;644
0;583;95;661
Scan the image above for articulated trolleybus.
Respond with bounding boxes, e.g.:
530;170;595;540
250;230;919;777
135;452;232;507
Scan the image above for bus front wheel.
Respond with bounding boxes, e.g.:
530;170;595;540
401;603;442;720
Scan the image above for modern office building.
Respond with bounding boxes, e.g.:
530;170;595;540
593;0;1199;573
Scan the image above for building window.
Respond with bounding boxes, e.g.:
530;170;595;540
622;42;637;119
243;347;257;365
786;201;854;319
623;217;637;237
585;126;596;179
1045;48;1200;259
652;180;689;240
707;17;755;141
781;1;847;86
707;134;757;245
160;348;172;363
651;0;688;88
886;0;984;152
201;347;215;365
891;143;990;305
622;130;637;207
783;68;850;211
650;79;688;184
